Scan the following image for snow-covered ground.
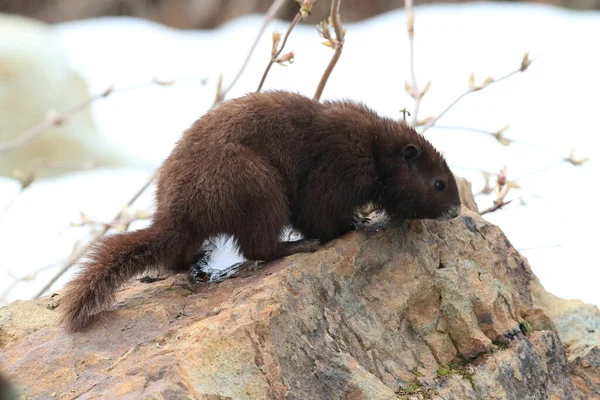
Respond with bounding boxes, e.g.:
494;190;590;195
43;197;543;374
1;3;599;306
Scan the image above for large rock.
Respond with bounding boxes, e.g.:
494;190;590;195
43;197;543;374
0;182;598;399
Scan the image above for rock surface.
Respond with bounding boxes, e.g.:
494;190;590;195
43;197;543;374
1;188;599;399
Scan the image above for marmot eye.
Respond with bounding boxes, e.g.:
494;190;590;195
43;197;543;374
435;180;446;192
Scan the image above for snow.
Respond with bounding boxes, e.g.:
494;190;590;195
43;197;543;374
1;3;599;306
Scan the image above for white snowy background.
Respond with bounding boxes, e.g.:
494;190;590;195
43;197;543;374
1;3;598;306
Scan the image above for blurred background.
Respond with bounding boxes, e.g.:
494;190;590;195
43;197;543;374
1;0;598;28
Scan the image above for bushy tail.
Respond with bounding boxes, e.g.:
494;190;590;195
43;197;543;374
61;226;176;331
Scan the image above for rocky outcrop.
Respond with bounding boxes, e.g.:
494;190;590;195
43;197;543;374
0;183;599;399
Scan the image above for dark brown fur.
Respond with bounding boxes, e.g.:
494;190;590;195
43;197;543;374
61;91;461;331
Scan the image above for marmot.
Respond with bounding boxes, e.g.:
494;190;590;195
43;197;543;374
61;91;461;331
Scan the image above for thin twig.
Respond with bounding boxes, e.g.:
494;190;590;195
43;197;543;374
404;0;428;126
1;260;66;305
0;78;206;153
479;199;514;215
214;74;224;104
34;171;157;298
71;209;151;232
421;68;522;133
512;162;567;181
221;0;287;97
257;12;302;92
0;87;112;153
432;125;567;158
313;0;344;101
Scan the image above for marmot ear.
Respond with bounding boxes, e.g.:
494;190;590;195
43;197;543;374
403;144;420;167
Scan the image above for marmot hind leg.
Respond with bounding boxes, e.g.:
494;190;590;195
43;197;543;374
169;239;215;271
231;175;320;260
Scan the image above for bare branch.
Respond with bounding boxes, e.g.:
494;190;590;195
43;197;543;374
214;74;225;104
0;261;60;305
34;171;157;298
479;199;514;215
221;0;287;98
421;59;529;133
13;160;99;189
478;166;521;215
0;78;206;153
512;162;569;181
565;149;589;166
70;208;151;232
257;12;302;92
432;125;569;158
0;87;112;153
313;0;345;101
403;0;431;126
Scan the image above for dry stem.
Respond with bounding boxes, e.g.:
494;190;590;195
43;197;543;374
71;209;151;232
512;161;569;181
479;199;514;215
478;149;586;214
313;0;344;101
402;1;531;131
477;166;522;215
221;0;287;97
1;261;63;305
0;78;206;153
34;171;157;298
404;0;430;125
0;87;112;153
432;125;568;158
257;12;302;92
421;67;525;133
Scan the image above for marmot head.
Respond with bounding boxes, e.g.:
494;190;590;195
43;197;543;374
375;121;461;221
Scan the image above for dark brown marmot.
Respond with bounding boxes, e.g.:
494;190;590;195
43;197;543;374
61;91;461;331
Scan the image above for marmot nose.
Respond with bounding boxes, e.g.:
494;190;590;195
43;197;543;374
449;204;461;218
437;204;461;221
